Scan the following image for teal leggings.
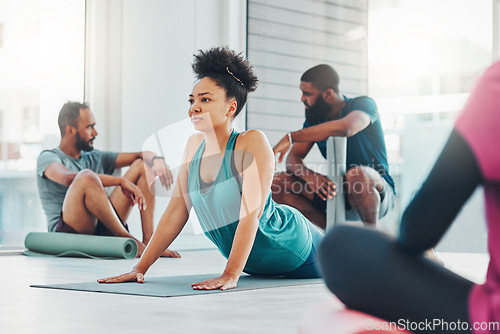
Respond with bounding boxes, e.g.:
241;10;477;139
245;223;323;279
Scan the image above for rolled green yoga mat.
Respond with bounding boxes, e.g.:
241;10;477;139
24;232;137;259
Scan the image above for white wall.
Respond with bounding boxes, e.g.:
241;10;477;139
84;0;247;248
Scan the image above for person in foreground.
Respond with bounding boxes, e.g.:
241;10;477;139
99;47;323;290
318;61;500;334
271;64;395;229
37;102;180;258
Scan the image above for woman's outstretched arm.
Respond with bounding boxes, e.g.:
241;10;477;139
397;129;482;254
98;135;202;283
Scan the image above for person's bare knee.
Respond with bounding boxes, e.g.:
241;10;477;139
122;159;145;182
345;166;382;196
345;166;383;224
62;169;105;233
71;169;104;191
345;167;365;201
345;166;370;183
130;158;145;173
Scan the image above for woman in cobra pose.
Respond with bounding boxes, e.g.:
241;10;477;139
99;47;323;290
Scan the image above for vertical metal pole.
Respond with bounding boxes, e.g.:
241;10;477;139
326;136;347;230
326;137;335;230
333;137;346;226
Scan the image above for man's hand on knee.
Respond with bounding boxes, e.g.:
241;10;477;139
120;178;146;210
304;172;336;201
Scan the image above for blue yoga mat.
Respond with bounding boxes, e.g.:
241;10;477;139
31;274;323;297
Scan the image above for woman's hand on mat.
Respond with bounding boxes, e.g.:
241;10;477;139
97;270;145;284
191;274;239;291
151;158;174;189
304;172;336;201
120;178;146;210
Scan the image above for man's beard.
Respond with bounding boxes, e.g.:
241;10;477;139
305;94;331;124
75;132;94;152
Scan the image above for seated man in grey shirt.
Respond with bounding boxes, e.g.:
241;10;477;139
37;101;179;257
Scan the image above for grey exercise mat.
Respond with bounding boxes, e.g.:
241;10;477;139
31;273;323;298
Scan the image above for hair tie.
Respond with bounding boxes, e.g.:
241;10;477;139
226;67;245;87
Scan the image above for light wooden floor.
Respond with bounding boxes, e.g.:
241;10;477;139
0;250;488;334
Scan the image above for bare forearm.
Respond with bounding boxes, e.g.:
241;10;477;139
114;151;160;169
290;122;348;143
96;174;125;188
290;111;370;143
63;171;123;188
134;202;189;273
223;217;259;277
141;151;156;166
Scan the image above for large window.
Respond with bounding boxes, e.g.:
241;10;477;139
369;0;494;252
0;0;85;247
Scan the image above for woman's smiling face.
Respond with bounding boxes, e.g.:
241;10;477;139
188;77;236;132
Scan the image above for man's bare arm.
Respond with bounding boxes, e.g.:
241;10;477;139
273;111;371;163
114;152;173;189
114;152;150;169
291;111;371;143
45;162;133;188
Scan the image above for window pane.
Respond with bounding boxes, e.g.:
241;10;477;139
369;0;492;252
369;0;492;97
0;0;85;247
369;0;493;203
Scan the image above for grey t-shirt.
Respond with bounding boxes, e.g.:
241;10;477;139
36;147;119;232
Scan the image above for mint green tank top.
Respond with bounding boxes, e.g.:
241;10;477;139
188;130;313;274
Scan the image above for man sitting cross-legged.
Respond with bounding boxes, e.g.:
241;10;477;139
272;64;395;230
36;101;180;257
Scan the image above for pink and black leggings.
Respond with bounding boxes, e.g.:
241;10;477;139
318;129;481;334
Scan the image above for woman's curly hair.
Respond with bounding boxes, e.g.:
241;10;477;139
192;46;258;117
